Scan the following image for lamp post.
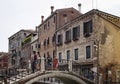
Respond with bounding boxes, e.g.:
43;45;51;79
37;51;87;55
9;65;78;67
94;40;99;84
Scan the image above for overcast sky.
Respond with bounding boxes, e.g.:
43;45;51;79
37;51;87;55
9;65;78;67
0;0;120;52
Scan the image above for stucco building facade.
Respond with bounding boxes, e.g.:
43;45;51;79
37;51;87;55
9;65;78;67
56;9;120;82
8;29;34;67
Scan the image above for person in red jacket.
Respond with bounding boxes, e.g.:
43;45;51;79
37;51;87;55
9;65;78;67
53;56;58;70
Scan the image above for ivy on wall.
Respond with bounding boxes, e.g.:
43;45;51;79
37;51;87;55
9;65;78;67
22;36;31;46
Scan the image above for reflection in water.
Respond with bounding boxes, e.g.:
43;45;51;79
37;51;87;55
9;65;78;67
32;77;64;84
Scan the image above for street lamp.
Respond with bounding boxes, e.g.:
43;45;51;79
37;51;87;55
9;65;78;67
94;40;99;84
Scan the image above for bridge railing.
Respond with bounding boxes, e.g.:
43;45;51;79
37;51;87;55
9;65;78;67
51;59;98;83
0;66;30;84
71;61;99;83
45;59;68;71
44;58;98;82
0;58;99;84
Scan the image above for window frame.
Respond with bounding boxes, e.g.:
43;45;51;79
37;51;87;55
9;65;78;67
65;29;71;43
59;52;62;63
57;34;63;46
67;50;70;61
83;20;93;37
74;48;79;60
86;45;91;59
72;25;80;41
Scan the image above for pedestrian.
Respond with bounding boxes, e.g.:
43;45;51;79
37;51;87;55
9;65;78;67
47;54;52;66
31;51;37;73
36;52;41;70
53;56;58;70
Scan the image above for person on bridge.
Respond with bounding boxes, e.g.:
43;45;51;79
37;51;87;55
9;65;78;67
31;51;37;73
36;51;41;70
53;56;58;70
47;52;52;69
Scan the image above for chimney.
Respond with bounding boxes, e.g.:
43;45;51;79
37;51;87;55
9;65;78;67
51;6;54;14
35;26;38;32
41;16;44;23
78;3;81;12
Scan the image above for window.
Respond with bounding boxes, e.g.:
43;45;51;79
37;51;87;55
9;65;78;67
86;45;91;59
44;39;46;47
83;20;93;37
73;26;80;40
67;50;70;61
24;33;26;36
31;46;33;50
44;23;47;30
18;42;20;46
39;28;41;35
65;30;71;43
35;44;37;48
57;34;62;46
48;21;50;27
116;71;120;82
63;14;67;23
44;53;46;59
53;50;56;57
18;51;21;56
38;43;41;48
74;48;78;60
59;52;62;62
52;34;56;43
53;16;56;23
47;37;49;45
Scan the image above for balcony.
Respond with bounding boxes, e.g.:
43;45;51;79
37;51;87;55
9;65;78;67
64;39;71;44
72;37;79;41
56;42;62;46
31;35;38;43
84;33;91;37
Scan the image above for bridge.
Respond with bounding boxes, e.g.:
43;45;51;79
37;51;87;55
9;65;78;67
0;57;98;84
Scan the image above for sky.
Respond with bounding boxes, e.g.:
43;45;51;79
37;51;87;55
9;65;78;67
0;0;120;52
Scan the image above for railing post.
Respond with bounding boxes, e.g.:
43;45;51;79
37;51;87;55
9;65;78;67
68;59;72;72
41;56;45;72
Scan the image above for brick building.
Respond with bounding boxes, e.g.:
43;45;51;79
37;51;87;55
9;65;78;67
37;6;81;60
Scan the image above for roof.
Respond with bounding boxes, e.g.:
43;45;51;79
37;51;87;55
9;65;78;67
56;9;120;32
38;7;82;28
0;52;8;58
8;29;35;39
79;9;120;28
95;9;120;28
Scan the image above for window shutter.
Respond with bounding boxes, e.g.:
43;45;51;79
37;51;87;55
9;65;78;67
60;34;63;44
86;45;91;59
73;28;75;38
83;22;87;35
69;29;71;40
59;52;62;62
74;48;78;60
90;20;93;33
77;26;80;37
65;31;67;41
